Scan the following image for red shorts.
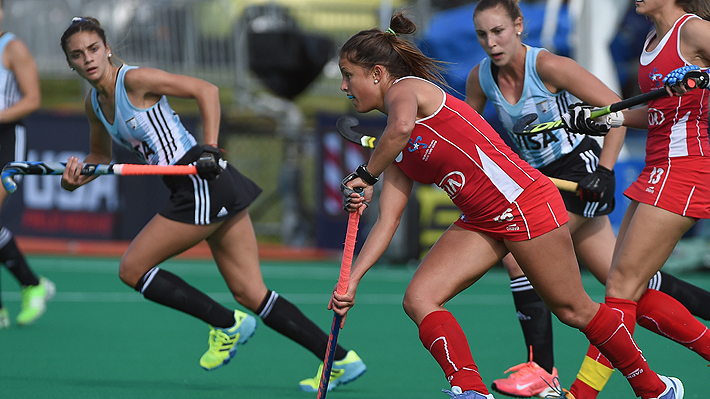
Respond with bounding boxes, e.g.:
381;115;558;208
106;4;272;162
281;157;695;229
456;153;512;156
624;156;710;219
454;177;569;241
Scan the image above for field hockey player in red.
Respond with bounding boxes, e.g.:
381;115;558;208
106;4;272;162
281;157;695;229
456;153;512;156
565;1;710;397
332;10;682;399
467;1;710;397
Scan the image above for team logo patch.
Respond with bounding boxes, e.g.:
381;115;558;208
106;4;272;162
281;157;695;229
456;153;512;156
408;136;428;152
649;68;663;88
439;171;465;198
647;108;664;127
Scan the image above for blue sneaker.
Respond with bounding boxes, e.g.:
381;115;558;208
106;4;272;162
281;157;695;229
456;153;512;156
442;387;495;399
653;376;684;399
199;310;257;370
298;350;367;392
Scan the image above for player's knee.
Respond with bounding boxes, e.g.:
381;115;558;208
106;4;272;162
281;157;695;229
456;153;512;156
118;260;144;288
549;304;592;329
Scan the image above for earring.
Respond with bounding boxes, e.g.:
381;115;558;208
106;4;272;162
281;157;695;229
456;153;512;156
70;67;75;71
374;79;379;84
517;32;521;36
108;53;112;57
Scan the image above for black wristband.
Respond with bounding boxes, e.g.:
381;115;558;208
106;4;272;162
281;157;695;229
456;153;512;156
356;163;379;185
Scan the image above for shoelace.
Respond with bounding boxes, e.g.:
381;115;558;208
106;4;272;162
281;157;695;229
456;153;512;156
209;329;236;349
503;361;543;380
542;376;569;399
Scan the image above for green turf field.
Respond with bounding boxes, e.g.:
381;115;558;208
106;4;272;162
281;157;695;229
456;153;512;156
1;255;708;398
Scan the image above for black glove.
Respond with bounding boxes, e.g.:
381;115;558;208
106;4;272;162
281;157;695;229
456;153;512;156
578;165;615;202
561;102;611;136
195;145;222;180
340;173;364;211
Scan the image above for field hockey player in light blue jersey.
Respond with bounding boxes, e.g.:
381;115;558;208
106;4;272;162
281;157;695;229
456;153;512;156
0;0;55;329
466;0;708;398
58;16;365;391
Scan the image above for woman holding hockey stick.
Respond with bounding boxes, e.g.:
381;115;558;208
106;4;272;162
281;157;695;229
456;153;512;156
59;17;365;391
466;0;710;397
0;0;55;329
333;10;682;399
565;0;710;397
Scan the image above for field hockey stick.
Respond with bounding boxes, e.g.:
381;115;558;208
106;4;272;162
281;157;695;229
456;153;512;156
513;88;672;135
1;161;197;193
317;211;360;398
336;115;378;149
335;116;580;193
515;70;710;135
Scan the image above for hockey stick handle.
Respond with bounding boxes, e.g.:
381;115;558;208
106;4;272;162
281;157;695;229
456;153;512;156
317;211;360;398
549;177;578;193
590;88;668;118
1;161;197;193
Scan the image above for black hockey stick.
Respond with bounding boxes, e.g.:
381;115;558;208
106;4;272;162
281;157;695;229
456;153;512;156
336;116;378;149
514;70;710;135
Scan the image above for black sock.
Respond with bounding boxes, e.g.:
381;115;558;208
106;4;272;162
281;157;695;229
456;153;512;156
0;228;39;287
650;271;710;320
257;290;348;361
511;275;554;374
135;267;235;328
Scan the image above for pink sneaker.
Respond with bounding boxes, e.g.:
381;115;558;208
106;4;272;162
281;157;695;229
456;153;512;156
491;360;558;398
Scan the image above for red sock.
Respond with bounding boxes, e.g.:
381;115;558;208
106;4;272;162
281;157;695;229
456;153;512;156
637;289;710;361
569;299;632;399
581;303;665;399
419;310;488;394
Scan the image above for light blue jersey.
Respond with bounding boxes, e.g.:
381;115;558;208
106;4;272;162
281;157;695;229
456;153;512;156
0;33;22;112
478;46;583;168
91;65;197;165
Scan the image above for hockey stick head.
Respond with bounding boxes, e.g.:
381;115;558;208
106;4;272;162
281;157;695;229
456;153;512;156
1;161;66;194
1;165;21;193
511;113;540;135
336;115;378;149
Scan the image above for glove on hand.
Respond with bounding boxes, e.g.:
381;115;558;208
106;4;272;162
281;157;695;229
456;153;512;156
663;65;709;92
340;173;365;211
561;103;611;136
195;145;222;180
578;165;615;203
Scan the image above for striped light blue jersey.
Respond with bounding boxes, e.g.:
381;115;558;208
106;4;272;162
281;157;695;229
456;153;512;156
478;46;583;168
0;33;22;112
91;65;197;165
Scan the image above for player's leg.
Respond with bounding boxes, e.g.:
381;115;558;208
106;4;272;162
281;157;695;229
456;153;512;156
508;224;671;399
650;270;710;320
121;214;252;370
208;209;365;390
0;124;54;326
491;254;557;398
405;225;506;397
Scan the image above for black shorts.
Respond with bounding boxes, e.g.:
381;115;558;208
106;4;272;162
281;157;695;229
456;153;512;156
0;122;27;164
538;136;615;218
159;146;262;225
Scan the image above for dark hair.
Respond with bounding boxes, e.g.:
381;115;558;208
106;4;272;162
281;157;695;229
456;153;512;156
60;17;107;55
676;0;710;20
339;12;448;87
473;0;523;23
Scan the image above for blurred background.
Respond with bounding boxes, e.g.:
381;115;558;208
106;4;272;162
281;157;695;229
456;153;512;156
3;0;706;270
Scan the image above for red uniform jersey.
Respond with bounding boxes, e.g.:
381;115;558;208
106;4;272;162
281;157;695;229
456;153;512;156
638;14;710;165
393;78;568;239
627;14;710;218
